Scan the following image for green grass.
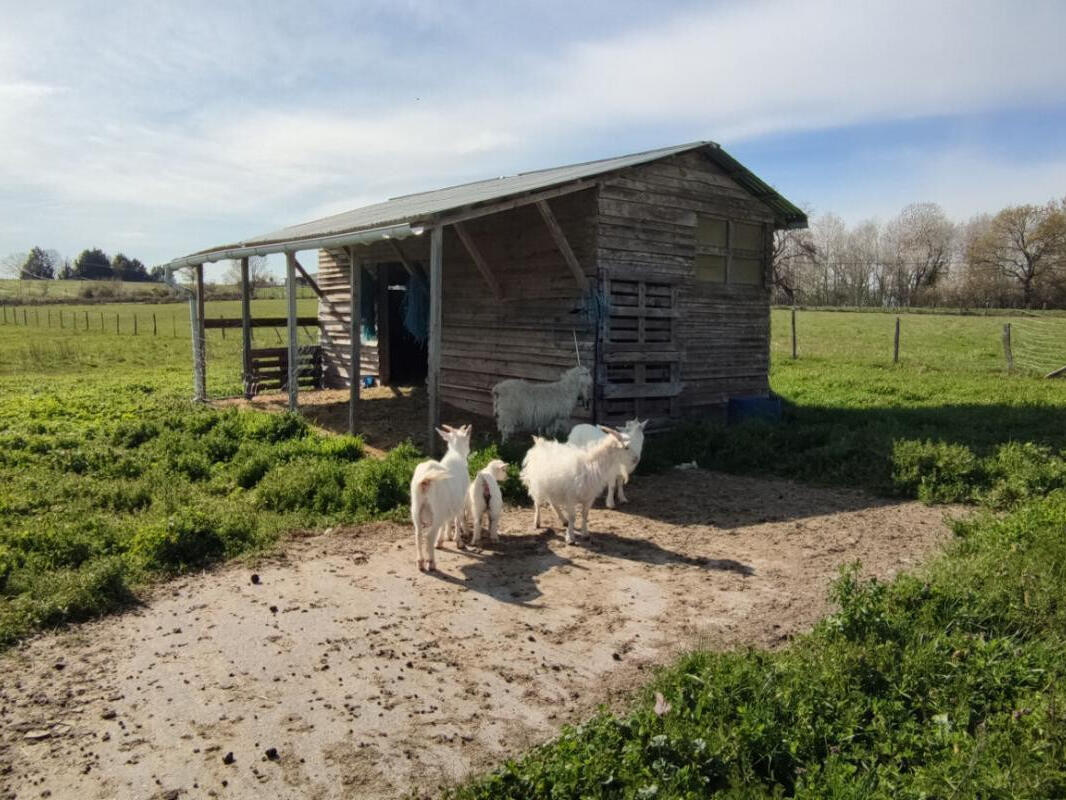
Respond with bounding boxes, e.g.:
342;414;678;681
0;277;315;302
3;302;1066;796
446;495;1066;799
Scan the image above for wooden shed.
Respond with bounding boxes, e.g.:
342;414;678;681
167;141;806;446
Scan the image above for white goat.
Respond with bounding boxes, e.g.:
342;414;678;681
492;366;592;441
567;418;648;508
520;427;631;545
409;424;471;572
465;459;509;546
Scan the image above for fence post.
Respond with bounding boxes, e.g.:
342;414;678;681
893;316;900;364
23;308;27;326
220;316;226;340
59;309;64;329
100;311;104;330
36;308;40;327
791;306;798;359
172;313;176;338
1003;323;1013;372
116;313;120;334
84;310;88;330
133;314;138;335
153;312;157;336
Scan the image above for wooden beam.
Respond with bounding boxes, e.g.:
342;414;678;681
347;246;361;436
389;239;428;285
376;264;391;386
193;263;206;402
204;316;318;329
285;253;299;411
291;257;325;300
427;225;443;455
454;222;503;300
416;178;597;230
536;200;589;292
240;257;252;399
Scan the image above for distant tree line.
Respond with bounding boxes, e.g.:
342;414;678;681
1;247;166;283
773;199;1066;309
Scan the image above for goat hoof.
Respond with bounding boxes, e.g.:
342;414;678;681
417;560;426;572
427;562;437;572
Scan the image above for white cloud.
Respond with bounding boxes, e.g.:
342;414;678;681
0;0;1065;263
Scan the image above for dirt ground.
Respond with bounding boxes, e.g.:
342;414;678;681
0;470;958;800
214;387;488;456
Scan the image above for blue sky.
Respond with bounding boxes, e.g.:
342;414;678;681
2;0;1065;279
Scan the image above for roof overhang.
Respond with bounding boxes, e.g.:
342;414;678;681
166;222;424;270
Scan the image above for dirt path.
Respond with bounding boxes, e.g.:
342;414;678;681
0;471;956;800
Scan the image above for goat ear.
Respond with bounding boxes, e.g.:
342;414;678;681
461;424;472;436
435;427;451;441
440;424;456;432
639;419;648;430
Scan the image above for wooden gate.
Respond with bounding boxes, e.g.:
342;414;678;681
597;269;682;424
246;347;322;396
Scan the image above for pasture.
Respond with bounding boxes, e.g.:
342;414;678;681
0;302;1065;797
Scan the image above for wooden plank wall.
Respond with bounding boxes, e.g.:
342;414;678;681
597;151;777;418
316;187;599;424
439;188;599;420
316;249;380;388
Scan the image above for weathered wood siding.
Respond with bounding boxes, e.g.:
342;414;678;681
438;189;599;420
316;249;380;387
317;188;600;423
596;151;776;421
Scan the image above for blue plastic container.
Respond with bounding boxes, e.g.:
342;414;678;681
727;395;782;424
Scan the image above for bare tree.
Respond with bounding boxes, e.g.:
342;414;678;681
1;252;28;278
771;227;816;304
224;256;271;298
841;219;881;306
884;203;954;306
967;201;1066;308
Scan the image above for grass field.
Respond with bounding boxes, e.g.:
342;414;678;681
0;277;315;302
1;302;1065;796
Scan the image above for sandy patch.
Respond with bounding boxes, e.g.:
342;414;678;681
0;470;957;800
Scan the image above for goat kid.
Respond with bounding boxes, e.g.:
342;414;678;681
520;426;631;545
465;459;508;546
492;365;592;441
409;424;471;571
567;418;648;507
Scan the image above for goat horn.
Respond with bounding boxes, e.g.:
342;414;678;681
572;330;581;367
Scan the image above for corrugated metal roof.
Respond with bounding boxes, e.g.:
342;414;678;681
178;141;806;264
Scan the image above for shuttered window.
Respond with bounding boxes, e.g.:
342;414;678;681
694;216;766;286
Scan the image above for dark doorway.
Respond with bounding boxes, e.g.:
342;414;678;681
387;281;428;385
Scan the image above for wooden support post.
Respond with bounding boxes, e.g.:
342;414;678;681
240;257;253;399
454;223;503;300
893;316;901;364
152;313;157;336
348;247;361;436
791;306;798;360
99;311;103;330
47;309;51;328
84;311;88;330
536;200;589;292
133;314;138;336
1003;323;1013;372
427;226;443;455
22;309;27;325
286;252;299;411
115;313;119;334
377;264;391;386
192;263;207;401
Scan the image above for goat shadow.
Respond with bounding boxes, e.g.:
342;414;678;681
429;521;754;607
